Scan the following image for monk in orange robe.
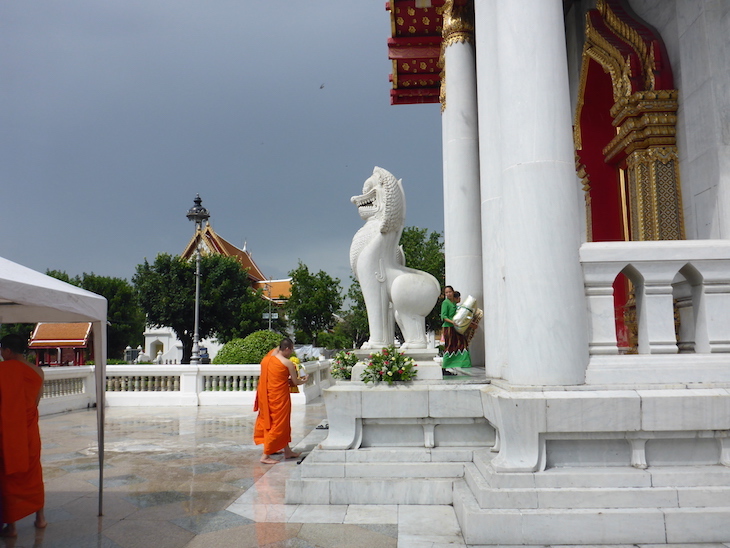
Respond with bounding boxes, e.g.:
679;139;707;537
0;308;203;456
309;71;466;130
253;338;307;464
0;334;46;537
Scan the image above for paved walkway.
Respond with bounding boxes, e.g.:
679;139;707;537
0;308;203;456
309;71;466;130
4;402;730;547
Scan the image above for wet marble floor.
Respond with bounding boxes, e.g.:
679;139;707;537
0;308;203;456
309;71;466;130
3;403;730;548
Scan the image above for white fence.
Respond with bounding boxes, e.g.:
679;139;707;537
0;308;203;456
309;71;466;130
38;360;334;416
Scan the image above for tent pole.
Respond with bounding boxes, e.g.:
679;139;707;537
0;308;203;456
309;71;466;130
92;319;107;516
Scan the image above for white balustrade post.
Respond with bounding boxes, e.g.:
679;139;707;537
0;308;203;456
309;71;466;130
179;367;200;405
583;274;620;355
84;368;97;405
693;261;730;353
635;265;679;354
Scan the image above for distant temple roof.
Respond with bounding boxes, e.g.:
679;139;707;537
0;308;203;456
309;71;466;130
181;224;291;301
29;322;92;349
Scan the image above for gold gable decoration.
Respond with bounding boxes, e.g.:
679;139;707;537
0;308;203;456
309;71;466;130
574;0;684;242
439;0;474;112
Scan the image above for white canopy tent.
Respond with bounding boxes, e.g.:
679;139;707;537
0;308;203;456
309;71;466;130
0;256;108;515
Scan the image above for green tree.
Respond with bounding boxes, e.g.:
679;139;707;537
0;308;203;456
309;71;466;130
45;270;146;360
317;325;354;350
0;323;35;345
133;253;267;363
398;226;445;333
338;277;369;348
286;261;343;346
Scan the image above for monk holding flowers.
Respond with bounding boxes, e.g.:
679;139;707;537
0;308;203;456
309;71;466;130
253;338;308;464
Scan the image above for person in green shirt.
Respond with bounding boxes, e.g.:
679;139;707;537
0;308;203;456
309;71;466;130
440;285;471;371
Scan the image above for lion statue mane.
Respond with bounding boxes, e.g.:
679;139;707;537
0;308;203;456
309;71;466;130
350;166;441;350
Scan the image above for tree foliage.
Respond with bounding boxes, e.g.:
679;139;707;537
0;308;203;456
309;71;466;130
286;261;343;346
398;226;445;333
45;270;146;359
133;253;267;363
337;277;369;349
0;323;35;346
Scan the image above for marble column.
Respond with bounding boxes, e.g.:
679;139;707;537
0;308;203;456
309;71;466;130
484;0;589;384
441;0;484;366
474;0;505;379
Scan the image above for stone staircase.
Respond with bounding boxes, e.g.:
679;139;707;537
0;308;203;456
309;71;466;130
453;449;730;545
286;427;730;545
286;446;477;506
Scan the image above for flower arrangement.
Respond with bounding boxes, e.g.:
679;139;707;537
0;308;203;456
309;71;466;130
330;350;358;380
290;356;302;393
360;345;417;385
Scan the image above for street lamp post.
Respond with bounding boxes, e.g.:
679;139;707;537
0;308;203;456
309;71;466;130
266;281;272;331
186;194;210;365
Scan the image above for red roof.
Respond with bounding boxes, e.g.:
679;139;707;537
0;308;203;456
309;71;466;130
182;225;267;282
181;225;292;299
386;0;446;105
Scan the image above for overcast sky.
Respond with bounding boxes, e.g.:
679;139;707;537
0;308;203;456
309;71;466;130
1;1;444;288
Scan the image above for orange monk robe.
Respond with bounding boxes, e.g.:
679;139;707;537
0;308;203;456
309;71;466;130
253;351;293;455
0;360;44;523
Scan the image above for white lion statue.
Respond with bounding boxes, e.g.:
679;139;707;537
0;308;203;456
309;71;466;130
350;167;441;350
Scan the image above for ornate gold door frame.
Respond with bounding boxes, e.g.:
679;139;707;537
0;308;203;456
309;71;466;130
574;0;684;242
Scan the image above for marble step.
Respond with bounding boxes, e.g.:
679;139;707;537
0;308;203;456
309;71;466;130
286;474;455;505
300;446;477;478
472;449;730;489
466;462;730;509
300;460;466;479
453;480;730;545
306;446;477;464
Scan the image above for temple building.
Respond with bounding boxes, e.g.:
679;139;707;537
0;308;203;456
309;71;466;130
180;224;291;304
290;1;730;544
29;322;93;366
143;223;291;363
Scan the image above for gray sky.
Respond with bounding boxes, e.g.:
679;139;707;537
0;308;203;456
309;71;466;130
0;1;443;288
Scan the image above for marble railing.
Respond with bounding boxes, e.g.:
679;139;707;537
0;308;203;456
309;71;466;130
38;360;333;415
39;365;97;416
580;240;730;384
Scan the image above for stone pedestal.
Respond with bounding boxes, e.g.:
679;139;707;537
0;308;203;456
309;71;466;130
351;348;443;381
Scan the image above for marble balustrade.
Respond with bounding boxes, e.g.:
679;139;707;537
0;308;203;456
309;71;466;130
38;360;333;416
581;239;730;384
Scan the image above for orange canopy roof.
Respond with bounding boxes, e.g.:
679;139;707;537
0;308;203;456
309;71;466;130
253;279;292;303
29;322;92;349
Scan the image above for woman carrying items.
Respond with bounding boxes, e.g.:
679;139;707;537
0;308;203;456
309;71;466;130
440;286;471;371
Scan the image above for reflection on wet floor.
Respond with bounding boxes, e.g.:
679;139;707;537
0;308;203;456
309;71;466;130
3;404;406;548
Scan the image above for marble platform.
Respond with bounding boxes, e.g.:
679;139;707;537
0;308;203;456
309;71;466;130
290;370;730;546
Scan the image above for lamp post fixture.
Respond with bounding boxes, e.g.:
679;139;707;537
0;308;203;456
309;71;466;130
186;194;210;365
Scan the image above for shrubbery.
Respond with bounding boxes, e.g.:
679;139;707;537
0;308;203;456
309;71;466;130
213;330;284;364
